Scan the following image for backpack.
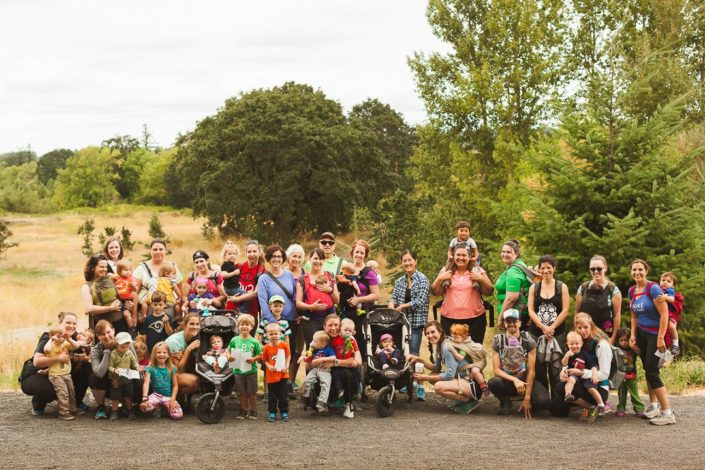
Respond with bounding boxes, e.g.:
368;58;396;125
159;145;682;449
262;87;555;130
497;332;531;376
90;275;119;306
580;280;617;325
188;271;220;293
509;262;538;315
608;344;627;390
627;281;658;311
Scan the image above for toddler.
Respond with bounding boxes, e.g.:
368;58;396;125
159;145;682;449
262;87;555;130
142;262;181;321
140;341;183;419
43;324;81;419
447;220;480;266
615;328;645;417
300;330;336;413
138;291;174;353
228;314;262;419
203;335;229;374
134;338;150;373
447;323;489;397
108;332;139;420
336;262;362;313
220;242;246;308
185;277;216;313
113;259;138;329
262;323;291;422
562;331;605;414
376;333;403;370
366;259;383;285
73;328;93;371
660;272;684;356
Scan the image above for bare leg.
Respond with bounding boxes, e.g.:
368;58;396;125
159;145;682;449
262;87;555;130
668;320;678;341
587;388;604;405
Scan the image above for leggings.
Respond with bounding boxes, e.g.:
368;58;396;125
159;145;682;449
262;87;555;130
441;314;487;344
143;392;183;419
549;380;609;417
331;367;360;404
637;328;664;389
487;376;551;410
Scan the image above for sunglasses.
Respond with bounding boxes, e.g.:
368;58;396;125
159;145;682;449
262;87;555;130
589;267;604;273
319;240;335;246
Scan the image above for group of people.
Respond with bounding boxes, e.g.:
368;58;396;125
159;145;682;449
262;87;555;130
20;222;681;426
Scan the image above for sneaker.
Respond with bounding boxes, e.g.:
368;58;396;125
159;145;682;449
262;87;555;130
454;399;480;415
597;404;606;417
247;410;258;420
604;401;612;413
615;410;625;417
267;412;276;422
342;404;354;419
109;411;119;421
416;386;426;402
31;408;44;416
580;406;598;423
316;402;329;414
564;394;576;403
497;399;512;415
59;413;75;421
95;407;107;419
128;409;137;420
281;412;289;422
671;344;680;357
644;405;661;419
650;413;676;426
236;409;247;420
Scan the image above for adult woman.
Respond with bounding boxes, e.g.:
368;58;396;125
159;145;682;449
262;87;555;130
89;320;139;419
575;255;622;344
549;313;613;422
345;240;381;365
388;249;430;356
527;254;570;392
431;245;494;342
409;320;480;414
81;254;126;332
165;313;201;395
296;248;340;346
310;314;362;418
627;259;675;425
102;236;123;274
495;239;533;330
21;312;90;416
285;244;305;281
227;240;265;318
133;238;184;320
185;250;225;309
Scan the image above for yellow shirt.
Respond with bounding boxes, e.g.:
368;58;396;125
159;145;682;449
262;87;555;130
47;340;72;376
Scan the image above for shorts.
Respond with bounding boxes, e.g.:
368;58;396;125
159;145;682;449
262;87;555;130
234;373;258;394
668;313;679;324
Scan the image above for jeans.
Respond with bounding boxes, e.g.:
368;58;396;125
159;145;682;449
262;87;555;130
409;327;423;356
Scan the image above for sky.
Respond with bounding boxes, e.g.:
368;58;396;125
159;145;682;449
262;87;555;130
0;0;447;156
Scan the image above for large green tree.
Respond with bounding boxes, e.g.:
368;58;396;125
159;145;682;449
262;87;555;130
37;149;73;184
53;147;119;208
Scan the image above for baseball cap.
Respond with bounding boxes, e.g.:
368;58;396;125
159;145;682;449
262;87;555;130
503;309;520;321
268;295;286;305
319;232;336;241
115;332;133;345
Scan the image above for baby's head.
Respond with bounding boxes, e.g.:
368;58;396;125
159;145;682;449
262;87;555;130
76;328;94;346
133;338;148;361
48;324;66;344
379;333;394;350
366;260;379;271
312;330;331;349
158;262;176;278
237;314;255;336
340;262;355;276
268;295;285;319
660;272;677;290
116;258;132;278
221;241;240;263
194;277;209;295
566;331;583;353
617;327;631;351
450;323;469;344
115;331;133;353
315;274;328;286
210;335;224;351
341;318;355;338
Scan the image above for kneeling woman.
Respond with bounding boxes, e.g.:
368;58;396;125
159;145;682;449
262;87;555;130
409;320;480;414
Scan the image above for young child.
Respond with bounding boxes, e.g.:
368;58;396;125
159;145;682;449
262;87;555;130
299;330;336;413
615;328;645;417
562;331;605;414
73;328;93;372
43;324;80;420
446;324;489;397
203;335;229;374
660;272;684;356
257;295;291;399
376;333;403;370
220;242;246;309
113;259;138;330
366;259;383;285
140;341;183;419
138;291;174;353
184;277;216;313
108;332;139;420
336;262;362;312
141;262;181;321
262;322;291;422
446;220;479;265
133;337;150;376
228;314;262;419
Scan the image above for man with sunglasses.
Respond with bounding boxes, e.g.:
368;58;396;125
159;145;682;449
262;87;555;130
304;232;344;276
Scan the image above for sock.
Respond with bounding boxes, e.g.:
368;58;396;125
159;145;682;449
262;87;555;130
672;340;679;346
650;402;660;409
661;409;673;417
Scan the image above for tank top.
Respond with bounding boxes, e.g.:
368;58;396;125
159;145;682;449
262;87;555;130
530;280;564;336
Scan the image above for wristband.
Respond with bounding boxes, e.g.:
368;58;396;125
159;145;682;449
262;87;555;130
334;359;339;367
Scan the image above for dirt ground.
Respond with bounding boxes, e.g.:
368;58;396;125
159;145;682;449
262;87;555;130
1;390;702;469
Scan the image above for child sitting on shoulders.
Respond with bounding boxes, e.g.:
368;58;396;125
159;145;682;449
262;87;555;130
615;328;645;417
660;272;684;356
447;323;489;397
300;330;336;413
203;335;229;374
140;341;183;419
376;333;403;370
562;331;605;414
262;322;291;422
184;277;216;313
446;220;480;266
229;314;262;420
43;324;81;420
113;259;138;330
108;332;140;420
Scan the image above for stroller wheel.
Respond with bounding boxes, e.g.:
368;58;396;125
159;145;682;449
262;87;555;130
195;392;226;424
374;386;394;418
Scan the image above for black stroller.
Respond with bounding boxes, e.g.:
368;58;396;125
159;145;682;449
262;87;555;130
193;311;238;424
363;308;414;417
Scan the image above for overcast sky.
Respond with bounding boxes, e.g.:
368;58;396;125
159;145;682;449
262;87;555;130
0;0;446;156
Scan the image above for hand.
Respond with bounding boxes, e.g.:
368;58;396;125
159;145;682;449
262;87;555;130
111;379;118;388
592;375;599;384
567;368;582;377
559;368;568;382
437;270;452;282
125;300;134;310
656;336;666;352
188;340;201;352
310;300;326;312
168;399;177;411
347;296;358;306
267;363;276;372
519;397;533;419
513;378;527;395
162;314;169;323
629;335;638;350
542;324;555;338
351;357;362;368
172;351;183;361
140;401;150;412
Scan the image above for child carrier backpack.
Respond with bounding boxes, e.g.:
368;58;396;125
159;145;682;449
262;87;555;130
90;275;119;306
580;280;617;326
609;344;627;390
497;332;531;376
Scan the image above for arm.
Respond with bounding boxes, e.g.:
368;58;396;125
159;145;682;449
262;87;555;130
257;277;274;322
581;340;612;382
331;282;340;305
163;316;174;335
527;284;540;331
169;369;179;409
81;283;120;315
610;290;622;344
90;345;112;378
552;282;571;330
561;351;571;366
430;270;452;296
654;291;669;351
574;292;583;314
141;370;151;398
521;349;537;418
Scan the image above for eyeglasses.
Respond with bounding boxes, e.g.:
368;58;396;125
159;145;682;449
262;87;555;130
589;267;604;273
270;255;283;259
319;240;335;246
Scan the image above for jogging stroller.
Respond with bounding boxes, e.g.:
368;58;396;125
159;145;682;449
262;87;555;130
194;311;238;424
364;307;414;417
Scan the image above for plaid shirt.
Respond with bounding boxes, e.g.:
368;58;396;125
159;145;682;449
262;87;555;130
390;270;430;329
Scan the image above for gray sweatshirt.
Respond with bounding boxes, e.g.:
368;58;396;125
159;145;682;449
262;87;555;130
90;342;137;378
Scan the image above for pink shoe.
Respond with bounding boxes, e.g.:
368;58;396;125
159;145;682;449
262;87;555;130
615;410;625;417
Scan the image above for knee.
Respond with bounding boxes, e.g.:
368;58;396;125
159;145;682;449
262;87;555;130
487;377;503;394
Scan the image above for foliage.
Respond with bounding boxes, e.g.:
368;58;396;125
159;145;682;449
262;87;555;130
37;149;73;184
53;147;119;209
0;218;18;258
201;222;216;241
147;213;169;242
0;162;52;213
101;134;140;199
77;218;96;257
136;148;175;205
0;150;37;167
120;227;136;252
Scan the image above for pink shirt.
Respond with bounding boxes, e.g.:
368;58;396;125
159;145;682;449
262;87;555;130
440;268;485;319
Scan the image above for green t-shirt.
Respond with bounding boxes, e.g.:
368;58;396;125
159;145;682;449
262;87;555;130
303;255;343;276
495;259;532;312
228;335;262;375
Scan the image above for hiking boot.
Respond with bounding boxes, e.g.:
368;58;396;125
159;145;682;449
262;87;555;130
650;413;676;426
643;405;661;419
671;344;680;357
247;410;258;420
342;404;354;419
267;412;276;422
497;399;512;415
454;399;480;415
109;411;119;421
579;406;598;423
95;407;107;419
236;409;247;420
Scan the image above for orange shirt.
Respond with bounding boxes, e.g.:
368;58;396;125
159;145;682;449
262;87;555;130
262;341;290;384
440;268;486;320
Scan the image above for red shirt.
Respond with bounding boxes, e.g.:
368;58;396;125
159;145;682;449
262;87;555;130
262;341;290;384
225;262;265;316
331;335;358;360
114;275;135;300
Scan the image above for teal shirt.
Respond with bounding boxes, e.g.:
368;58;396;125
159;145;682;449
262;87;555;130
227;335;262;375
303;255;343;276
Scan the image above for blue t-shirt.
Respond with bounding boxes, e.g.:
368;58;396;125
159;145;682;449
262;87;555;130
146;364;174;396
309;345;336;360
630;282;663;332
257;271;297;322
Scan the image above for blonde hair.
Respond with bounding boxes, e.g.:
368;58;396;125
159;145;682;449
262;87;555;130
116;258;132;275
158;262;176;277
573;312;609;342
133;338;148;360
149;342;176;371
341;318;355;333
312;330;330;345
265;322;282;334
80;329;95;346
221;241;241;262
237;313;255;328
566;331;583;345
48;324;64;336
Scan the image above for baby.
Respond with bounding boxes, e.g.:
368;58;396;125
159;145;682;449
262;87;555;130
300;330;336;413
562;331;604;414
336;262;361;311
185;277;215;313
142;262;181;321
660;272;684;356
113;259;138;329
376;333;403;370
203;335;229;374
447;324;489;396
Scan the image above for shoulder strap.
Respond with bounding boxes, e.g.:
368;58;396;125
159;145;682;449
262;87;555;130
357;266;372;289
510;262;534;280
142;262;153;278
334;258;343;276
265;272;293;300
520;331;530;351
498;334;507;355
580;281;590;294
